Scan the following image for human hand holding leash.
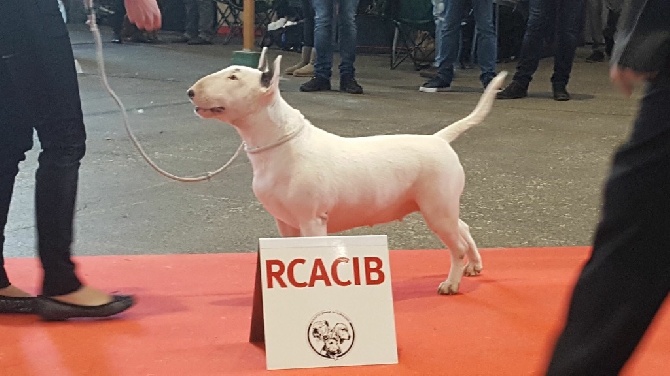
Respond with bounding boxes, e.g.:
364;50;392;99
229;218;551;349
124;0;162;31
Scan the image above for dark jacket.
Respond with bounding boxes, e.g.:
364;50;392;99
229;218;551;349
610;0;670;75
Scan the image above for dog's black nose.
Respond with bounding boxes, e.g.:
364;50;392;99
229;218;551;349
187;89;195;98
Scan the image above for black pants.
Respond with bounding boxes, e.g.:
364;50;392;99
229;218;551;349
0;0;85;296
513;0;585;87
302;0;315;47
547;78;670;374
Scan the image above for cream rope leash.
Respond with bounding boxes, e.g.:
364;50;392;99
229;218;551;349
244;122;305;154
83;1;243;182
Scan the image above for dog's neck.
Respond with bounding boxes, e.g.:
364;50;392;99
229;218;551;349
233;95;308;155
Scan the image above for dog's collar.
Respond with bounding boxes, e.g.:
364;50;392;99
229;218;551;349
244;123;305;155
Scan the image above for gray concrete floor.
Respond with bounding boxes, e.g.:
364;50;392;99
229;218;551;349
5;25;639;257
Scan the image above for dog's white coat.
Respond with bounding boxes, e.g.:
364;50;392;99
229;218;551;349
188;52;506;294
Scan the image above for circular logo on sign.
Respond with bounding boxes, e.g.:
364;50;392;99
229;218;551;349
307;310;355;360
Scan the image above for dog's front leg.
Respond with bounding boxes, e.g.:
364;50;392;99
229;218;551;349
299;217;328;237
275;218;301;237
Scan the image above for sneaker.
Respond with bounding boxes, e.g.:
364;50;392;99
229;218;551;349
419;66;439;79
419;76;451;93
586;50;605;63
300;77;331;92
552;83;571;101
482;75;496;90
496;80;528;99
340;76;363;94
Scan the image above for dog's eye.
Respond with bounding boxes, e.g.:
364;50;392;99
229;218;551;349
229;75;238;80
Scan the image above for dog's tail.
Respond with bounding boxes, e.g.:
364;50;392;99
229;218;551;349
434;71;507;143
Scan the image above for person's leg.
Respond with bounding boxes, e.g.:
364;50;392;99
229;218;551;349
497;0;553;99
183;0;200;39
312;0;334;80
26;0;86;297
336;0;360;79
511;0;552;87
300;0;333;91
432;0;446;67
419;0;463;92
472;0;497;87
546;81;670;375
302;0;315;47
603;0;622;56
586;0;605;61
110;0;127;42
0;64;35;293
551;0;585;87
197;0;216;41
0;1;44;295
289;0;316;76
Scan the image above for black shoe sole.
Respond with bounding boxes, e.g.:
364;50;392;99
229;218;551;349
37;295;135;321
0;296;36;314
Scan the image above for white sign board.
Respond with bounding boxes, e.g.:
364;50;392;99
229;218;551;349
251;235;398;370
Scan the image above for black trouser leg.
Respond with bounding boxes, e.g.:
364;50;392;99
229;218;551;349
35;150;84;297
1;0;86;296
31;0;87;297
547;81;670;375
0;1;37;290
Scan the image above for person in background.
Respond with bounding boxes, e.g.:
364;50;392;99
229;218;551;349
546;0;670;373
299;0;363;94
0;0;161;320
180;0;216;45
585;0;622;62
419;0;497;92
285;0;316;77
496;0;585;101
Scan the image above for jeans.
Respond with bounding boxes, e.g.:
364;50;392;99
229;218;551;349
513;0;585;87
312;0;360;80
0;0;85;296
432;0;445;67
184;0;216;39
434;0;497;85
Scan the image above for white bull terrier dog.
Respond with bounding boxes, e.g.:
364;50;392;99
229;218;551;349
188;49;507;295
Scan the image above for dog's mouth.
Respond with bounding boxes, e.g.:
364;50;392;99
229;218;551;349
195;106;225;114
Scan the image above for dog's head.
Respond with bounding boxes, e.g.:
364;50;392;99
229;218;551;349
187;48;281;123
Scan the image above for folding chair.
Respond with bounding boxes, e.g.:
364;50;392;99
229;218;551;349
214;0;278;46
215;0;244;44
385;0;435;70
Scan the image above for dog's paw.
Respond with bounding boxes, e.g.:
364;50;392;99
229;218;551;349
437;281;460;295
463;262;482;277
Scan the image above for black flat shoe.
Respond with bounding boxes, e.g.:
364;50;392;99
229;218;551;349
0;296;36;314
37;295;135;321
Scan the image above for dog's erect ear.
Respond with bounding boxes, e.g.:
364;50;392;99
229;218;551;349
257;47;268;70
260;63;273;88
260;55;282;90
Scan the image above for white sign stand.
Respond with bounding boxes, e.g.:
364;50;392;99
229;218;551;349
249;235;398;370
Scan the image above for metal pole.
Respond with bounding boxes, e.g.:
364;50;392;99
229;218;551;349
243;0;255;51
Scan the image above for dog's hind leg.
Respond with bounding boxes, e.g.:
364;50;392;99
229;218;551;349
275;218;301;237
420;203;469;295
459;219;483;276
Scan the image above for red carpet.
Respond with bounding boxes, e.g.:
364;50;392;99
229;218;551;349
1;247;668;375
